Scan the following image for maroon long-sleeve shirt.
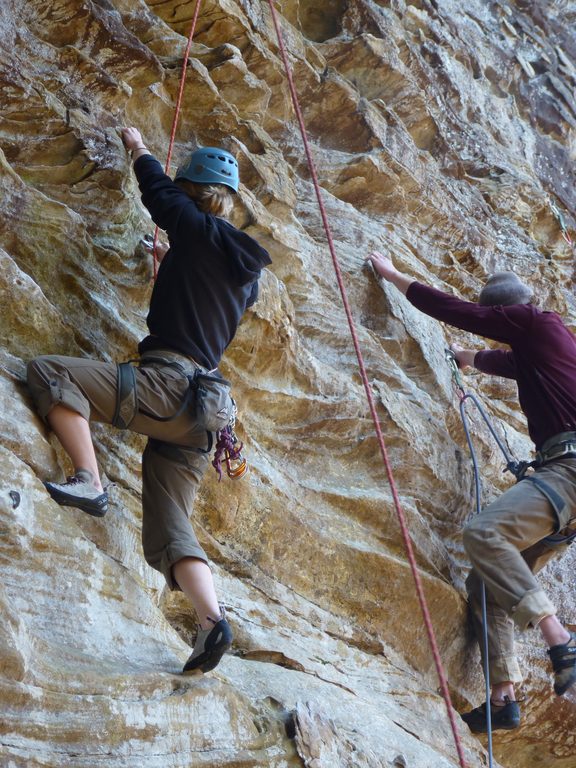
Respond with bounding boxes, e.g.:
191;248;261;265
406;282;576;449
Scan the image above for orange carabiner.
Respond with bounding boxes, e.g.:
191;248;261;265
225;451;248;479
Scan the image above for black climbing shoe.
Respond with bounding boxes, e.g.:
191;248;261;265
461;696;521;733
548;631;576;696
183;614;233;675
44;469;108;517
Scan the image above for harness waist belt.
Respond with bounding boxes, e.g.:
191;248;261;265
536;431;576;465
140;350;203;375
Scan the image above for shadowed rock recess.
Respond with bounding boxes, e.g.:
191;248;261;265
0;0;574;766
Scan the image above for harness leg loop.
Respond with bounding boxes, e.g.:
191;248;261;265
112;362;138;429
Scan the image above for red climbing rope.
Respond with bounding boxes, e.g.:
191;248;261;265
152;0;203;280
266;3;468;766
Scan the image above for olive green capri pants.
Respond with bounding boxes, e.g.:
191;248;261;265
27;352;213;589
463;458;576;684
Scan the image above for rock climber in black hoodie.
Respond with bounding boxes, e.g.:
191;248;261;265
27;126;272;674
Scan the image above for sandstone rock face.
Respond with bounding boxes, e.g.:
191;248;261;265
0;1;575;766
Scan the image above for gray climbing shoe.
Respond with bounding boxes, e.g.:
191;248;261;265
44;469;108;517
183;609;233;675
548;631;576;696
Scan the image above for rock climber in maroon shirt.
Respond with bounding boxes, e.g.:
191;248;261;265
368;250;576;732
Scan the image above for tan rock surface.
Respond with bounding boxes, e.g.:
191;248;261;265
0;1;575;766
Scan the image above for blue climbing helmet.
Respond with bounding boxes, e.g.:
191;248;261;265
175;147;239;192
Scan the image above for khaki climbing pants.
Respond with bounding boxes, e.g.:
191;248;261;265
463;458;576;684
27;352;214;589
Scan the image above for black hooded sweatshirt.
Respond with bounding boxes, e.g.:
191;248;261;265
134;154;271;369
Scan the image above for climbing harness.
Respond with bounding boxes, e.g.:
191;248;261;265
445;349;576;765
267;3;468;766
112;362;138;430
526;431;576;547
537;432;576;465
112;355;247;478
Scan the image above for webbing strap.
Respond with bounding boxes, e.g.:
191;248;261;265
544;531;576;547
523;475;566;521
523;475;576;547
112;362;138;429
